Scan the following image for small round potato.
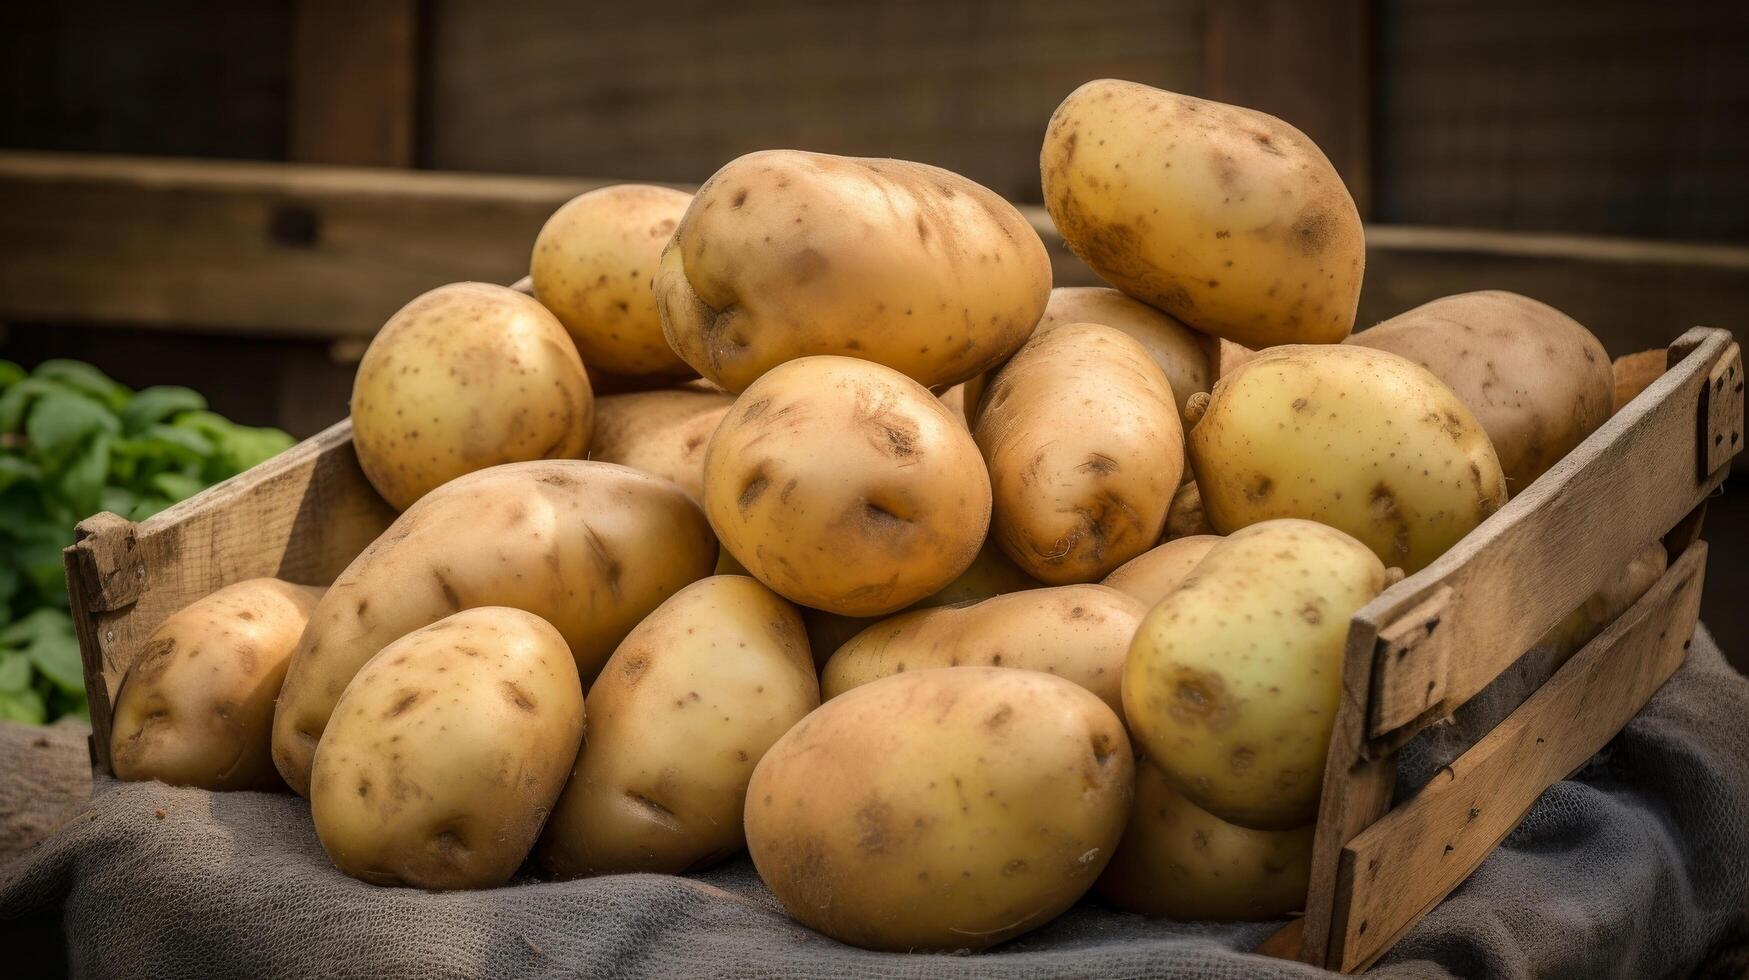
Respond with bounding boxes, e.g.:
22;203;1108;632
1164;480;1214;540
655;150;1051;392
531;185;695;378
976;323;1183;584
1036;287;1215;419
1613;349;1666;414
1102;535;1221;607
705;356;991;616
311;607;584;890
351;282;594;510
1347;291;1612;493
537;576;818;878
1124;520;1389;829
587;387;735;502
746;667;1133;952
110;578;323;791
1096;755;1313;920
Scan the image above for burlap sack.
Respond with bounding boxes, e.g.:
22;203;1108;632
3;629;1747;979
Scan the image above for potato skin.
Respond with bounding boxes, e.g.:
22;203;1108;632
1189;344;1507;572
1348;291;1611;493
311;607;584;889
746;668;1133;952
822;584;1143;718
531;185;694;378
1096;755;1312;920
537;576;818;878
351;282;594;510
1041;79;1364;348
273;460;715;797
1613;349;1666;414
1037;287;1214;419
705;356;991;616
1124;520;1388;829
587;387;734;502
1102;535;1220;607
1163;480;1214;540
110;579;323;791
976;323;1184;584
655;150;1051;393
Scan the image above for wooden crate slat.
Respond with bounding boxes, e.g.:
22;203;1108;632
1703;342;1743;478
1329;542;1707;972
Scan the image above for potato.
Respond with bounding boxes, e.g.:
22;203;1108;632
1096;755;1312;920
1124;520;1389;829
1539;543;1667;659
705;356;991;616
311;607;584;889
976;322;1183;584
1348;291;1612;492
273;460;715;797
531;185;694;378
351;282;594;510
1211;337;1258;379
822;584;1143;718
746;667;1132;951
587;387;735;502
1164;480;1214;540
537;576;817;878
1102;535;1220;607
1041;79;1364;348
937;383;970;428
1037;287;1214;419
110;579;323;791
1187;344;1507;572
655;150;1051;392
1614;349;1666;414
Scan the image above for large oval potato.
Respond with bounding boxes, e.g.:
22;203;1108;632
1037;287;1214;419
538;576;818;878
747;667;1132;952
110;578;323;791
1102;535;1221;607
1124;520;1389;829
1096;755;1313;920
273;460;715;797
976;322;1183;584
311;607;584;889
531;185;695;378
587;387;735;502
351;282;594;510
1041;79;1364;348
1347;291;1612;493
705;356;991;616
655;150;1051;392
1188;344;1507;572
822;584;1143;718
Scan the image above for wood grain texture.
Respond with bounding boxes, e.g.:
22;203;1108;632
289;0;419;167
1330;543;1708;972
1704;343;1743;477
63;420;395;774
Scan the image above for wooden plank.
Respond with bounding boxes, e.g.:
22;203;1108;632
1365;328;1736;742
63;419;395;775
1329;543;1708;972
1703;343;1743;478
289;0;419;167
1204;0;1373;216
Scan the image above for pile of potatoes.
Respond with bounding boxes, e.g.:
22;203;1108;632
109;78;1641;952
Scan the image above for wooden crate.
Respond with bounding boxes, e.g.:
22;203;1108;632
63;326;1742;972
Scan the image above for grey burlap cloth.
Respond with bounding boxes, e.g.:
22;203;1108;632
3;626;1746;979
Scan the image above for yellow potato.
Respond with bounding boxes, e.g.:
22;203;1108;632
1036;287;1214;418
351;282;594;510
311;607;584;889
1614;349;1666;414
937;383;970;428
1041;79;1364;348
1187;344;1507;572
705;356;991;616
977;323;1183;583
1124;520;1389;829
822;584;1143;718
1539;543;1668;659
273;460;715;797
531;184;695;378
1164;480;1214;540
538;576;818;878
1096;755;1312;920
746;667;1132;952
1102;535;1220;607
1348;291;1612;493
655;150;1050;392
587;387;735;502
110;579;323;791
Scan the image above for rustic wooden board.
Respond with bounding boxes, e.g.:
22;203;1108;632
289;0;419;167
